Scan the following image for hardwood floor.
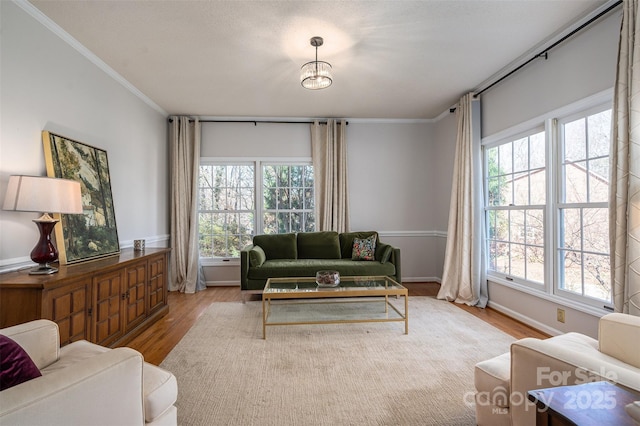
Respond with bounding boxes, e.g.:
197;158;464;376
124;283;549;366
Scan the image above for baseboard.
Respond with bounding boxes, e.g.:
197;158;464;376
487;300;563;337
402;277;442;283
206;281;240;287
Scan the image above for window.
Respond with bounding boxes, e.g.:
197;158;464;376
486;129;546;285
262;164;314;234
484;97;612;308
198;161;315;259
557;109;611;302
198;164;255;258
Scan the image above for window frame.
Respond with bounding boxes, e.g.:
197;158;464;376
484;125;547;290
482;90;614;313
198;157;314;264
554;104;612;307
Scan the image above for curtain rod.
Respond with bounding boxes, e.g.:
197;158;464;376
167;119;348;125
473;0;622;99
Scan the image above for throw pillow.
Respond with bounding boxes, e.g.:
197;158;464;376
352;234;376;261
0;334;42;391
249;245;266;267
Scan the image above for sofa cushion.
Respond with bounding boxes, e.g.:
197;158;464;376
297;231;341;259
0;335;42;391
339;231;378;259
253;233;297;260
352;234;376;261
247;259;396;280
249;245;266;267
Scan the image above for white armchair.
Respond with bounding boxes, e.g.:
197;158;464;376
0;319;177;426
474;313;640;425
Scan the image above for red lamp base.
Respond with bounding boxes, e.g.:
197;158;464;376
30;217;59;275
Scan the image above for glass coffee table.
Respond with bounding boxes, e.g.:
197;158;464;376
262;276;408;339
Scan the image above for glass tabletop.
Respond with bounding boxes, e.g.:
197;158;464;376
264;275;405;294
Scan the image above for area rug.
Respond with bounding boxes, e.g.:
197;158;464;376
160;297;515;425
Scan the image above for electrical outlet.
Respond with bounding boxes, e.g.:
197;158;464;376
557;308;565;323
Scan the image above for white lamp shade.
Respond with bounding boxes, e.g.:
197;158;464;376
3;175;83;214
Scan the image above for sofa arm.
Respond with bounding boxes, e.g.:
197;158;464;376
0;347;145;426
0;319;60;370
390;247;401;284
510;332;640;426
240;244;254;291
599;313;640;368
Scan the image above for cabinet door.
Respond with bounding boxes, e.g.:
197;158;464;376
124;261;147;332
92;270;124;346
147;254;167;313
43;279;91;345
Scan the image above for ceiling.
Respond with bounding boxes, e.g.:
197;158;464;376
29;0;608;119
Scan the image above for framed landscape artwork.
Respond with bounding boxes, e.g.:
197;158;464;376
42;131;120;264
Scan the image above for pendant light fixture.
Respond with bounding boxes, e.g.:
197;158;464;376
300;36;332;90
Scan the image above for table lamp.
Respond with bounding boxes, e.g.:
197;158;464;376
3;175;83;274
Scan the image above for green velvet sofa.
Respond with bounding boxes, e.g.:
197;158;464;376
240;231;401;300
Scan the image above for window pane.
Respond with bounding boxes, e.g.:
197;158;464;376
513;173;529;205
290;188;303;209
582;208;608;254
564;118;586;162
486;147;498;177
304;212;315;232
561;208;582;251
564;160;587;203
583;254;610;300
495;242;509;274
499;143;513;174
588;158;609;203
510;210;525;244
495;210;509;241
560;250;582;294
277;212;290;233
526;246;544;283
488;241;497;270
487;177;502;206
530;170;545;205
529;131;545;169
263;188;277;209
263;212;277;234
587;110;611;158
510;243;525;278
513;137;529;172
526;209;544;246
304;188;314;209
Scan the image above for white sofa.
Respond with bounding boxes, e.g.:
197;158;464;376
474;313;640;426
0;319;178;426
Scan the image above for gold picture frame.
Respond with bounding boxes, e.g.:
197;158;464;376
42;131;120;264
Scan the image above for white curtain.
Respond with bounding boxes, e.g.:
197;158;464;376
437;93;488;307
169;116;205;293
610;0;640;315
311;119;350;232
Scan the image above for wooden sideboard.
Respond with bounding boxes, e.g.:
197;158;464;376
0;248;170;348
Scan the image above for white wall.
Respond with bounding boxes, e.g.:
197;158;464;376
480;9;622;338
200;119;451;284
0;1;169;269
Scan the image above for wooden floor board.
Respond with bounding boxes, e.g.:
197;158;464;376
124;283;548;365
